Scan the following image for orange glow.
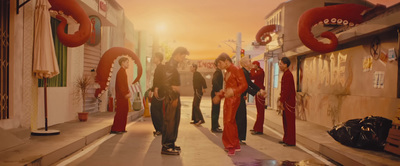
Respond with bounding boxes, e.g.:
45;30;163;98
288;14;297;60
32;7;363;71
117;0;397;60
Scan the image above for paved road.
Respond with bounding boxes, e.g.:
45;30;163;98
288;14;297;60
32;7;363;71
54;96;330;166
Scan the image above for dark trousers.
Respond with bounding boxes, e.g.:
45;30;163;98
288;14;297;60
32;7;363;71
162;97;181;149
150;96;163;132
211;102;221;130
253;95;266;132
191;93;204;123
282;108;296;145
235;97;247;141
211;92;221;130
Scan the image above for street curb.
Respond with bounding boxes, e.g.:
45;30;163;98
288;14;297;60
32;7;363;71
24;110;144;166
261;108;398;165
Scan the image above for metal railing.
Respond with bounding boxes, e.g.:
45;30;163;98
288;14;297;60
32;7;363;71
1;0;10;120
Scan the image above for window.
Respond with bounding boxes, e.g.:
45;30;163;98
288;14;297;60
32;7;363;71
38;17;67;87
273;63;279;88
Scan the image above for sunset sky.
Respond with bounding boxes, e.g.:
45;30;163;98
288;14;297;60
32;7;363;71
116;0;398;60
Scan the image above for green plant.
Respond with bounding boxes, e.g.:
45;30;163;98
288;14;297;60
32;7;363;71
74;75;92;112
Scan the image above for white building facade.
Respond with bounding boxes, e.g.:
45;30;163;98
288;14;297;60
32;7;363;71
0;0;140;150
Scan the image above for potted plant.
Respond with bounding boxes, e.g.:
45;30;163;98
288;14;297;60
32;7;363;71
74;75;92;121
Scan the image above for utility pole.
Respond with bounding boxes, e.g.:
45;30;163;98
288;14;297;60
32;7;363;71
235;32;242;67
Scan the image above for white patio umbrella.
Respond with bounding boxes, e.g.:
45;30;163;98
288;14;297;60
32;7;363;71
32;0;60;136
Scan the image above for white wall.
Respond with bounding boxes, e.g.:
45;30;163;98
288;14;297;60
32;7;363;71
35;24;85;128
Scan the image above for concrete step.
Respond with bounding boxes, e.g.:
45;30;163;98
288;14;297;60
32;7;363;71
0;127;26;152
0;110;143;166
261;108;400;165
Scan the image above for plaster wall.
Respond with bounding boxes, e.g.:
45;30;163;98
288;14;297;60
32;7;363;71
0;0;35;130
299;42;399;128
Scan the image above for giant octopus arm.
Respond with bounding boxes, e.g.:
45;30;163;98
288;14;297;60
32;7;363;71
298;4;371;53
255;25;277;45
95;47;142;98
49;0;91;47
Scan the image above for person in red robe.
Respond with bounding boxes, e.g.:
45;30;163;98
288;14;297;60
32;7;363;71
111;57;132;134
250;61;266;135
214;53;248;156
278;57;296;146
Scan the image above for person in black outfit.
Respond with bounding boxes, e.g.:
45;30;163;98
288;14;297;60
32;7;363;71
150;52;165;136
211;60;223;133
157;47;189;155
190;64;207;126
236;56;260;145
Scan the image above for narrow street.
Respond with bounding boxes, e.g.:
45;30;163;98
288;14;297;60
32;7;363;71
54;96;331;166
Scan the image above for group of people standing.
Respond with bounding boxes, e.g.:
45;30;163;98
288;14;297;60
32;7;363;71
109;45;296;156
211;53;268;156
211;54;296;156
110;47;189;155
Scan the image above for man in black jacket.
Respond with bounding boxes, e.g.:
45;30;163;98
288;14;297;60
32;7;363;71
156;47;189;155
211;60;223;133
190;64;207;125
236;56;260;144
150;52;165;136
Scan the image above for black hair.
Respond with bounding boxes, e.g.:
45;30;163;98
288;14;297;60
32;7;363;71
153;52;164;62
172;47;189;57
216;52;232;63
280;57;291;67
192;63;198;70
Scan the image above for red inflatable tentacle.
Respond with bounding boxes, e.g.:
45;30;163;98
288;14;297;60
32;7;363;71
95;47;142;98
298;4;370;53
255;25;277;45
49;0;91;47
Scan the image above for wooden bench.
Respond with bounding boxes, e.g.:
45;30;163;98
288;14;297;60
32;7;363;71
385;123;400;155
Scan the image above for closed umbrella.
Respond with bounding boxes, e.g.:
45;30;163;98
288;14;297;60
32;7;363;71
31;0;60;136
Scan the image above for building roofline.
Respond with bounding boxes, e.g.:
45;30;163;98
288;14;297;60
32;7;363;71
283;3;400;57
108;0;123;10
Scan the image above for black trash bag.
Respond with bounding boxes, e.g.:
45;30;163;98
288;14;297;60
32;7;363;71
328;116;392;150
356;116;392;150
328;118;362;147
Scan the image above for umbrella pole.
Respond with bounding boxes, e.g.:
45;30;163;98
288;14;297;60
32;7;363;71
44;77;48;131
31;78;60;136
